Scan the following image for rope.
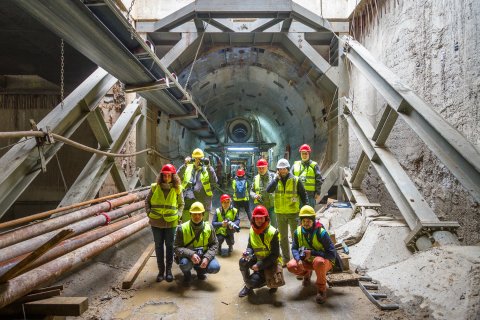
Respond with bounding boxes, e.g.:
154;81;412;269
185;19;211;89
55;153;68;192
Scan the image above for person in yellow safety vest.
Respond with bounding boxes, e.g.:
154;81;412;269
145;164;184;283
174;201;220;286
292;144;324;208
238;205;281;297
267;158;308;265
287;205;337;304
250;158;277;228
178;148;217;222
232;169;251;221
212;194;240;256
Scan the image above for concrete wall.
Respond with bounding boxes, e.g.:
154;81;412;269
347;0;480;244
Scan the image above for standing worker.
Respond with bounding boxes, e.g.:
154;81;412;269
145;164;184;283
287;205;337;304
250;158;277;227
267;158;307;265
178;148;217;222
212;194;240;255
232;169;251;221
292;144;323;208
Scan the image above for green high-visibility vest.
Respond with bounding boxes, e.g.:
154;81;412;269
253;174;274;207
148;183;180;222
292;160;317;192
215;207;238;236
249;225;276;260
181;221;212;251
182;164;213;196
274;176;300;214
296;226;334;264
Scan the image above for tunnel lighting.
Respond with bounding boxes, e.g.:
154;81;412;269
226;147;256;151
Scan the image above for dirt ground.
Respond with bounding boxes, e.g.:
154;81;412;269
72;226;410;320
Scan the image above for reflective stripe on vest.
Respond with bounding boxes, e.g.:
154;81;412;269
253;174;274;206
249;225;276;260
182;164;213;196
293;161;317;192
148;183;179;222
296;226;334;264
215;207;238;236
181;221;212;251
274;176;300;214
232;179;248;201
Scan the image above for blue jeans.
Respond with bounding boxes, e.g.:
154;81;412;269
179;257;221;276
151;226;175;272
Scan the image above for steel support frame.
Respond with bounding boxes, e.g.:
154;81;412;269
342;36;480;202
0;69;116;218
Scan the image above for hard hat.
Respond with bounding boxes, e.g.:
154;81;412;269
161;164;176;174
299;144;312;153
236;169;245;177
189;202;205;213
220;194;231;202
192;148;204;158
299;205;316;218
252;205;269;218
276;158;290;169
256;158;268;167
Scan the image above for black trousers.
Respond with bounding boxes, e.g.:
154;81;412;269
217;233;235;247
239;257;266;289
234;200;251;221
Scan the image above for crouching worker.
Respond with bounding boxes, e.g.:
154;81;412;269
212;194;240;256
287;205;336;304
174;202;220;286
238;205;284;297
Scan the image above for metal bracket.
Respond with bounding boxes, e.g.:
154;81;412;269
404;221;460;252
351;202;381;219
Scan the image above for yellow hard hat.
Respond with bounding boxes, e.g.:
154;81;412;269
189;201;205;213
192;148;204;158
299;205;316;218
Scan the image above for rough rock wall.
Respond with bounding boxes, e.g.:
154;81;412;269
347;0;480;244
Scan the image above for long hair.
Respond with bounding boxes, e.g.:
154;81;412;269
156;172;181;191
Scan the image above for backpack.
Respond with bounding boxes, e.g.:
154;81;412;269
235;179;247;198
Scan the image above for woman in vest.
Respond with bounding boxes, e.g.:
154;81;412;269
145;164;184;283
286;205;336;304
212;194;240;255
238;205;281;297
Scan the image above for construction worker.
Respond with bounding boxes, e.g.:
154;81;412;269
267;158;307;265
174;201;220;286
145;164;184;283
287;205;336;304
232;168;251;221
212;194;240;256
292;144;323;208
250;158;277;228
238;205;281;297
178;148;217;222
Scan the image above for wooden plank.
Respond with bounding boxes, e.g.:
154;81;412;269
24;297;88;316
17;289;61;303
30;285;64;294
122;242;155;289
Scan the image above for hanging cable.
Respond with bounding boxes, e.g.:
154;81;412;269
185;19;211;90
60;39;65;109
126;0;137;39
55;153;68;192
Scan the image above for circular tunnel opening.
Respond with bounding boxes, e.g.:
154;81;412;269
228;118;252;143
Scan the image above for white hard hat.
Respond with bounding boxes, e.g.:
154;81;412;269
276;158;290;169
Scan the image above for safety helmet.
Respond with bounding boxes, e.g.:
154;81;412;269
192;148;204;158
189;201;205;213
236;169;245;177
220;194;231;203
276;158;290;169
299;144;312;153
299;205;316;219
161;164;176;174
252;205;269;218
256;158;268;167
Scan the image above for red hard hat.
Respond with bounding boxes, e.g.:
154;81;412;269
299;144;312;152
220;194;231;202
256;158;268;167
252;205;269;218
236;169;245;177
161;164;176;174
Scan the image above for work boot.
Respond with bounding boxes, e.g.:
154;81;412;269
217;246;222;256
302;276;311;287
165;269;174;282
182;272;192;287
197;272;207;280
296;275;303;280
228;245;233;254
238;286;251;297
156;272;165;282
315;291;327;304
268;288;277;294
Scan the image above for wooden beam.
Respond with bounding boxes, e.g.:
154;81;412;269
24;297;88;316
122;243;155;289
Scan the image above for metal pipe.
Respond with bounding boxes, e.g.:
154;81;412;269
0;217;149;309
0;190;148;250
0;187;149;230
0;202;145;262
0;213;146;278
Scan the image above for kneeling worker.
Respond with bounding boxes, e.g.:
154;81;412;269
212;194;240;255
174;202;220;286
238;205;282;297
287;205;336;304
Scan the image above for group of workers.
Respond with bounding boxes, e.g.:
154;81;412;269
144;144;337;304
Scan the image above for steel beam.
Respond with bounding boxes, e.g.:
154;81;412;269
110;163;129;192
251;18;285;32
342;36;480;202
290;2;333;32
160;33;200;69
281;18;293;32
351;152;371;189
86;108;113;149
206;19;235;32
319;162;338;198
0;69;116;218
371;105;398;146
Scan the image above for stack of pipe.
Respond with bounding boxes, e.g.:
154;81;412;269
0;188;151;309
